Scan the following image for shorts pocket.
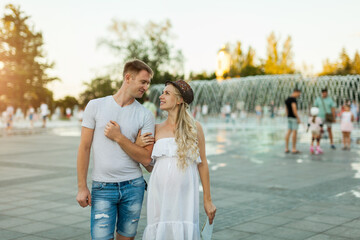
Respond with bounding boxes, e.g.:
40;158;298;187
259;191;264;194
130;177;145;187
92;181;105;190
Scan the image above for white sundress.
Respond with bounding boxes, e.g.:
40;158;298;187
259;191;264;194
142;138;201;240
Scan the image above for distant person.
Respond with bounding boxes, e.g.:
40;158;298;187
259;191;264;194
255;105;262;123
40;102;49;128
224;102;231;123
66;107;72;119
284;88;301;154
201;104;209;122
6;105;14;131
77;108;84;123
28;105;35;129
76;59;155;240
143;96;157;118
269;101;275;118
350;100;358;123
313;88;336;149
340;104;354;150
307;107;323;155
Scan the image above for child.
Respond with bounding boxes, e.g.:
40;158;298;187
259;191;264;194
340;104;354;150
307;107;324;154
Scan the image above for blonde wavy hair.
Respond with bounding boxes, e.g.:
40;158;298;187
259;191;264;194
172;87;200;170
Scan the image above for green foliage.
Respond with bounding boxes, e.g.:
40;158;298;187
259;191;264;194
189;71;216;80
100;19;184;84
55;95;78;115
0;4;58;111
79;76;117;107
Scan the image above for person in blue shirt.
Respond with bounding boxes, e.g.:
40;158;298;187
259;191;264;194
313;88;336;149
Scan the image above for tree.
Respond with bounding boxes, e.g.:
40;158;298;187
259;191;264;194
0;4;58;111
189;71;216;80
264;32;295;74
337;48;352;75
100;19;184;84
228;42;264;77
79;76;117;107
352;51;360;74
55;95;78;116
319;48;360;75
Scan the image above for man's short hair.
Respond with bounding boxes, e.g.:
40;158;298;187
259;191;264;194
321;88;328;93
123;59;153;79
294;88;301;92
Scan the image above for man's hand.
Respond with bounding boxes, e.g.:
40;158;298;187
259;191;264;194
297;118;301;124
104;120;122;141
76;187;91;208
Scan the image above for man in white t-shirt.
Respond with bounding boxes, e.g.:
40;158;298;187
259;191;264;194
40;102;48;128
76;59;155;240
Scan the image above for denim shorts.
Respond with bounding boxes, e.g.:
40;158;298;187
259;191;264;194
288;118;298;130
91;176;146;240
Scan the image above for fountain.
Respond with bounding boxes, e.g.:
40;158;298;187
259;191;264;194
148;75;360;114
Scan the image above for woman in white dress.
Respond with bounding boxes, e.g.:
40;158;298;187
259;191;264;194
137;80;216;240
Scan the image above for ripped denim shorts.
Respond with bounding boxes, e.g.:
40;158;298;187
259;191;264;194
90;176;146;240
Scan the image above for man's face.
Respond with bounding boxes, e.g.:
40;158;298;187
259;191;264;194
322;91;328;98
127;70;151;98
294;91;301;98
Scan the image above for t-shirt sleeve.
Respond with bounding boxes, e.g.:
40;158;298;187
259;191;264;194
330;99;336;108
141;110;155;136
81;100;97;129
313;98;319;107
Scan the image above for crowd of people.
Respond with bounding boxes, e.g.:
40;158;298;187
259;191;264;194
285;88;358;154
1;103;85;132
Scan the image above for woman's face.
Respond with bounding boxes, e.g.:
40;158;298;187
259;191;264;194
159;84;181;111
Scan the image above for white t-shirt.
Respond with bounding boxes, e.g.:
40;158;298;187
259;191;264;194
308;116;322;132
82;96;155;182
40;103;48;116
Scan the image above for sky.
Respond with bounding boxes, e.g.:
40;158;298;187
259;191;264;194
3;0;360;99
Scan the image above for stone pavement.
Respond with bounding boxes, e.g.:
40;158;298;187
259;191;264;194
0;119;360;240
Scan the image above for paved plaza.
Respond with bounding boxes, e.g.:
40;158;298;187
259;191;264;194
1;118;360;240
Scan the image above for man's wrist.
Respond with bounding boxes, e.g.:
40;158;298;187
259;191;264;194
115;134;125;144
78;184;88;190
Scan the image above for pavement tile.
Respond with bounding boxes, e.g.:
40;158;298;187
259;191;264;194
34;226;88;240
212;229;251;240
304;215;352;226
0;217;33;228
230;222;273;233
305;234;350;240
275;210;312;220
0;229;26;240
324;226;360;238
266;226;316;240
8;222;58;234
253;215;294;226
284;220;334;233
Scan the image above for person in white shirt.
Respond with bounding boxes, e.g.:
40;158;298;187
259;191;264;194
340;104;354;150
307;107;324;155
40;102;49;128
76;59;155;240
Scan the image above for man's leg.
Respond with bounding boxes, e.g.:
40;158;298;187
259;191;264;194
292;130;297;152
327;125;336;149
91;182;118;240
285;129;292;152
117;177;145;240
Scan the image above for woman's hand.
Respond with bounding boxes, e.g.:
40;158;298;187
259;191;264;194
204;200;216;224
135;132;155;147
